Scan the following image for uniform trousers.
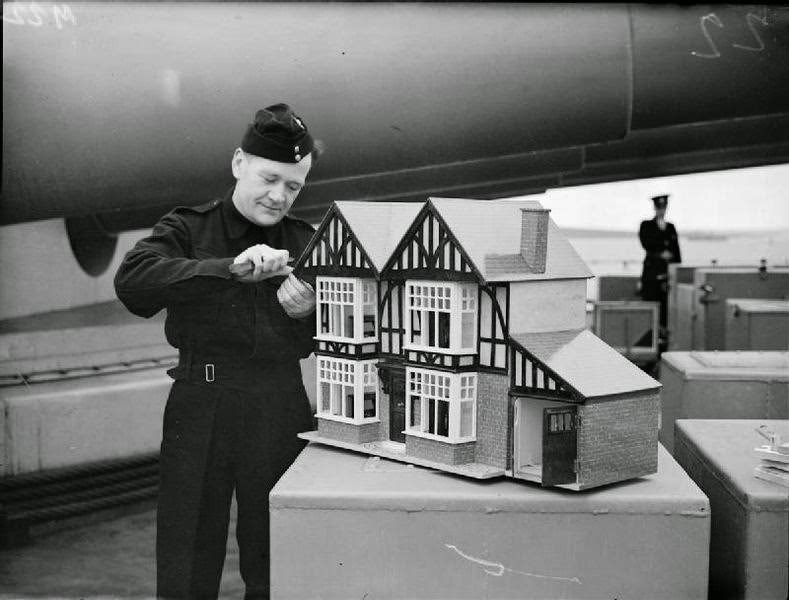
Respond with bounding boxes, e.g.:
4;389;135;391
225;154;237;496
156;368;312;599
641;276;668;329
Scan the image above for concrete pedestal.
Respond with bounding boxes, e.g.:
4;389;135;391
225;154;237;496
674;420;789;600
659;352;789;454
0;368;171;476
271;443;710;600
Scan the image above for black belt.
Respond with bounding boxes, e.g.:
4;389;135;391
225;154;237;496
168;353;300;389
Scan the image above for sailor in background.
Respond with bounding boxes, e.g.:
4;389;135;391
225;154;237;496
115;104;320;599
639;194;682;346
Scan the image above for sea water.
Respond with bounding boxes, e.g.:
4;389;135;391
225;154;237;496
567;229;789;301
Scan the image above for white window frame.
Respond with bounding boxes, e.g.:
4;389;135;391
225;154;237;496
404;280;477;354
405;367;477;443
316;356;379;424
316;277;378;343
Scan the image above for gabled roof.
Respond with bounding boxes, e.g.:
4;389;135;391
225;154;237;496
510;329;660;398
429;197;593;282
334;201;422;272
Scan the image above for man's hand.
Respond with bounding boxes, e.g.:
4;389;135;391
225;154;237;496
231;244;290;282
277;273;316;319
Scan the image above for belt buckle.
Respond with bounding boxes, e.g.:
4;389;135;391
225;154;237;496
205;363;215;383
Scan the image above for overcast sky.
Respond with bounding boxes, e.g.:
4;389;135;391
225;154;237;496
524;163;789;232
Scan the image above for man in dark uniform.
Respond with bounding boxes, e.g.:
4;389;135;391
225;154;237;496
639;194;681;341
114;103;320;599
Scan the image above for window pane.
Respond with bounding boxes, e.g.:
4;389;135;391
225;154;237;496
331;304;341;336
427;398;436;434
320;304;330;334
411;311;421;344
437;400;449;437
460;401;474;437
428;311;436;346
363;292;376;337
343;305;354;338
344;386;354;418
410;397;421;429
564;413;573;431
320;382;330;413
461;312;474;348
438;312;450;348
364;390;376;418
331;383;342;416
363;315;375;338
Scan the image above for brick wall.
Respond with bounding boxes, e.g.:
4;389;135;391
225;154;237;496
405;435;475;465
475;371;510;469
317;418;383;445
520;208;549;273
576;392;659;488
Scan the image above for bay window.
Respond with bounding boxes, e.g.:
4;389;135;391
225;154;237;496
317;357;379;424
405;368;477;442
317;277;378;342
405;281;477;353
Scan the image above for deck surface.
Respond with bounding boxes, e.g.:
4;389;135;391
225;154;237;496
0;501;244;598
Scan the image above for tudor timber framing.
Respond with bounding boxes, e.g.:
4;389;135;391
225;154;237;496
381;203;482;282
315;340;379;359
380;279;509;373
478;282;509;372
378;280;405;358
403;349;478;371
295;205;377;277
509;340;578;402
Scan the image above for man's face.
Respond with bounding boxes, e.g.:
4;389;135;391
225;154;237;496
655;205;667;219
231;149;312;226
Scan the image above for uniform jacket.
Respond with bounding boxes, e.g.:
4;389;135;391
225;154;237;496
114;189;317;366
639;218;681;281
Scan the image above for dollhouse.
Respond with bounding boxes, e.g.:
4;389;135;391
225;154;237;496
295;198;661;490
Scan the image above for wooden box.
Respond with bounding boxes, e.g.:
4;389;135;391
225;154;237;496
597;275;641;301
659;351;789;454
592;301;659;363
725;298;789;351
674;419;789;600
271;443;710;600
668;267;789;352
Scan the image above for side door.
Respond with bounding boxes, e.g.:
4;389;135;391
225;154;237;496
541;406;577;487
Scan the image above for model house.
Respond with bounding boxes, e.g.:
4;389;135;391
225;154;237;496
295;198;661;490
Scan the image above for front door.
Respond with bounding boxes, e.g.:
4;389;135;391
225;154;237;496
389;370;406;443
542;406;577;486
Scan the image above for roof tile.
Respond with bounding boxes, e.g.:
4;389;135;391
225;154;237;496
429;197;593;281
511;329;660;398
334;201;422;272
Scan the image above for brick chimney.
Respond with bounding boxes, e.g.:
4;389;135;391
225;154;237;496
520;208;550;273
